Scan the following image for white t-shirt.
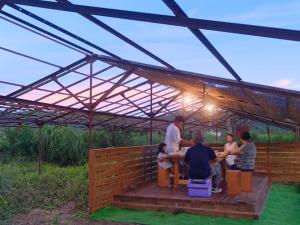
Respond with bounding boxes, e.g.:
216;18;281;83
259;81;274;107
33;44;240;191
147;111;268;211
164;123;182;154
224;142;238;166
157;153;173;169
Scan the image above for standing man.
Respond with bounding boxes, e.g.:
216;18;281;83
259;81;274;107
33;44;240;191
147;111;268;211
164;116;184;154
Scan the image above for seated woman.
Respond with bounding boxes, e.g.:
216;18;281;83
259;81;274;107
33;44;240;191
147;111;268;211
185;133;223;194
226;131;256;172
223;134;238;169
157;143;174;187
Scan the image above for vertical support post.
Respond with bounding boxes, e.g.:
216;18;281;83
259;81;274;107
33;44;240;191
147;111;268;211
37;123;43;175
265;124;271;181
88;112;94;151
149;82;153;145
123;128;126;145
266;124;271;144
215;128;218;144
295;127;300;143
88;149;96;213
89;56;93;107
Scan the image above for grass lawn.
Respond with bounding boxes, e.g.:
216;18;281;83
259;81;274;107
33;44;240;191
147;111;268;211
91;184;300;225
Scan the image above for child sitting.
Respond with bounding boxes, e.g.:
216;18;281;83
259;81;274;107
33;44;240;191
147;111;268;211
157;143;174;188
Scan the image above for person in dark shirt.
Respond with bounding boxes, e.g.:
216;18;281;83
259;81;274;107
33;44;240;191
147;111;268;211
185;132;223;193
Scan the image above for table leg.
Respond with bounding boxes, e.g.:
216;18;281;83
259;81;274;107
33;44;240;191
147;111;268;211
174;161;179;188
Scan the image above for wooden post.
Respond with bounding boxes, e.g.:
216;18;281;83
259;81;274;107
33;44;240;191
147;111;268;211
88;150;96;213
149;82;153;145
123;128;126;145
88;113;93;151
38;123;43;175
266;125;271;181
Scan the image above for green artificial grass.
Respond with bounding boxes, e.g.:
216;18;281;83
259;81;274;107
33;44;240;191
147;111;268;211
91;184;300;225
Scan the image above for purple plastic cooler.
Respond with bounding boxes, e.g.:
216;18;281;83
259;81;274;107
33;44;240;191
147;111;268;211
187;179;212;197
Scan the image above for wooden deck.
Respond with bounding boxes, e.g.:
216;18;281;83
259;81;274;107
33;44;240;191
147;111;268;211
113;175;271;219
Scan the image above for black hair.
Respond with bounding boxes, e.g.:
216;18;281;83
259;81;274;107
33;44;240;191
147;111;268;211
157;143;166;155
240;131;251;141
174;115;184;123
227;133;234;138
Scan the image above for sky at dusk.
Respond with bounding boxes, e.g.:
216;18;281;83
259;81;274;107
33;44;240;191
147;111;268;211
0;0;300;96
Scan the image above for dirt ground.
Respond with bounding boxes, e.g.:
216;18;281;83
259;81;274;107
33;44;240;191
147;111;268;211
10;202;137;225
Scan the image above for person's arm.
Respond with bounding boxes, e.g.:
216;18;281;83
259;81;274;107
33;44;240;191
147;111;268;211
229;143;243;155
158;153;166;162
180;139;194;146
209;148;217;162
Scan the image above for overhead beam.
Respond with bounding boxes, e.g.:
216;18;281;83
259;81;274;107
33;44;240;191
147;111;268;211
57;0;174;69
2;0;300;42
8;4;120;58
162;0;242;81
97;55;300;98
91;68;135;109
0;10;92;54
8;56;90;97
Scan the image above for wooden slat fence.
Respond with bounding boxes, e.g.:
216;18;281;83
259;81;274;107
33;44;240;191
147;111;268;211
89;145;157;213
89;143;300;212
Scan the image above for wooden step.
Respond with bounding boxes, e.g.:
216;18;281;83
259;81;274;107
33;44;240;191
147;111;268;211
112;201;255;219
114;194;255;213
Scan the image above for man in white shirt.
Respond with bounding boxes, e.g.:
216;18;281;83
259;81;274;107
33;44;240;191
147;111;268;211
164;116;184;154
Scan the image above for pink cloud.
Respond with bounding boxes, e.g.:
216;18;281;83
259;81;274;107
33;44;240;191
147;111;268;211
272;79;293;88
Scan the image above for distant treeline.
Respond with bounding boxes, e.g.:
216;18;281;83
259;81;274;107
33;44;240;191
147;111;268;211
0;125;296;166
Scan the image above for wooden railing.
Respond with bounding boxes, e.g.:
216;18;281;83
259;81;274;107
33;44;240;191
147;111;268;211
210;143;300;182
88;145;157;213
88;143;300;212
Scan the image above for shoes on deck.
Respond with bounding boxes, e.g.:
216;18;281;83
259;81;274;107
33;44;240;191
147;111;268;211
212;187;223;194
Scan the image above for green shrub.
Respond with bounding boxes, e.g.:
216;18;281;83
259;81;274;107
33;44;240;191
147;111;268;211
0;126;37;160
0;162;88;223
41;126;87;166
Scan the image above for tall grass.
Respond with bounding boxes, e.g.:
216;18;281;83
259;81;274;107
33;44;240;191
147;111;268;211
0;162;88;224
41;126;87;166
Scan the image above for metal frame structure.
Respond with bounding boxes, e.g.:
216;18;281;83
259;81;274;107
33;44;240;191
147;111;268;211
0;0;300;144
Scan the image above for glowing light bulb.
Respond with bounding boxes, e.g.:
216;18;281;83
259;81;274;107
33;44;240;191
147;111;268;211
207;104;214;111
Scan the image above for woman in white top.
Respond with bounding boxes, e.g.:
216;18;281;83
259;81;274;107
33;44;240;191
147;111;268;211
224;134;238;169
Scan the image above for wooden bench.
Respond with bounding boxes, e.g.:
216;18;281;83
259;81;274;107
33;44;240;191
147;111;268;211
227;170;253;195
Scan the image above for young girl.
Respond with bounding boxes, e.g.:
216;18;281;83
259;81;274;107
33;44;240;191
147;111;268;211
224;134;238;169
157;143;174;188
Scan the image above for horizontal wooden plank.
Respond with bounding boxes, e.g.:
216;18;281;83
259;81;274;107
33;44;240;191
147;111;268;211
271;177;300;182
256;162;300;167
94;152;144;163
95;158;147;171
92;146;144;154
95;163;146;179
95;167;154;186
94;199;112;211
94;162;156;181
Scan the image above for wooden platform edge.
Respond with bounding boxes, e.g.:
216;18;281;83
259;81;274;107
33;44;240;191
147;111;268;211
253;179;272;219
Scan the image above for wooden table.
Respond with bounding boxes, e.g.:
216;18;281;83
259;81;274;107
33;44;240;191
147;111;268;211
168;153;227;188
168;154;185;188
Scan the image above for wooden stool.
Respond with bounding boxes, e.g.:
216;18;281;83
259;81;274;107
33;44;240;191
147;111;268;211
241;172;253;192
227;170;241;196
158;167;169;187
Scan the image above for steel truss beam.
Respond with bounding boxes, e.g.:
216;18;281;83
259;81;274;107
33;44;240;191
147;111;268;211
162;0;242;81
97;55;300;98
57;0;174;69
2;0;300;42
8;4;119;58
8;56;90;97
